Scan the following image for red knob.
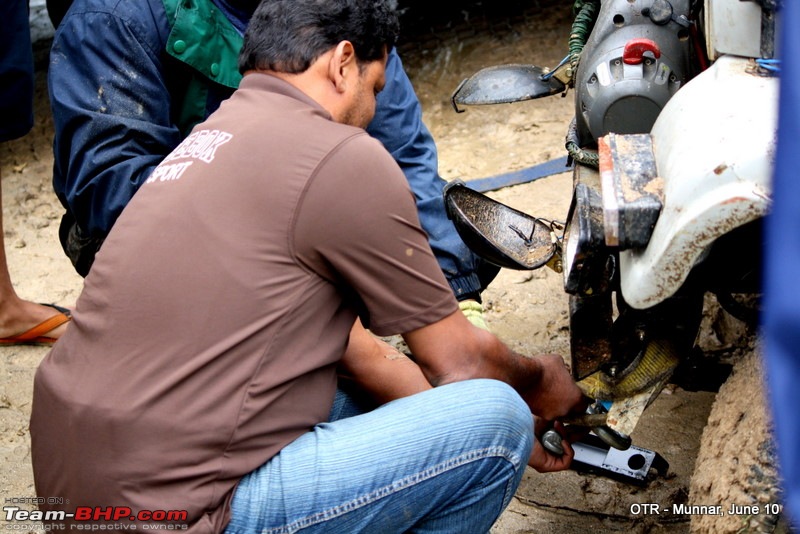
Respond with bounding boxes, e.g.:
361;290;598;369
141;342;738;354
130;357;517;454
622;38;662;65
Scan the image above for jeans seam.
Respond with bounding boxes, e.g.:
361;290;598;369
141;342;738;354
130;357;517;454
261;445;522;534
500;463;520;512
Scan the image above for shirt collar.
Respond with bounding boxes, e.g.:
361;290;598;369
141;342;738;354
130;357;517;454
239;73;333;121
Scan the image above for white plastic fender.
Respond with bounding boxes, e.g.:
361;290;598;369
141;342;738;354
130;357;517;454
619;56;777;309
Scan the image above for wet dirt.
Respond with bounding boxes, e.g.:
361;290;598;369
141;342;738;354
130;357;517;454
0;1;773;533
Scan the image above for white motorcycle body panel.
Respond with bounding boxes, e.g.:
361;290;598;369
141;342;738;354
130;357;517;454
619;55;777;309
704;0;763;60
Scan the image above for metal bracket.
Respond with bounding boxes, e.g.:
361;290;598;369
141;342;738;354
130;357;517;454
598;133;664;250
571;434;669;486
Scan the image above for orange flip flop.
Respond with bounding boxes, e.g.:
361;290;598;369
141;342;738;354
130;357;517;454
0;304;72;346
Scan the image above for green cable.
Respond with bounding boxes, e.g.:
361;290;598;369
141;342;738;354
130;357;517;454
569;0;600;70
565;0;601;166
566;117;599;168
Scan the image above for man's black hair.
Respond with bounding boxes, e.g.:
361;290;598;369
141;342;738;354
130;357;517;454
239;0;400;74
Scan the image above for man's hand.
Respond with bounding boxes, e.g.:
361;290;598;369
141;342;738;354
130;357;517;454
403;312;589;419
522;353;588;421
528;417;589;473
528;420;578;473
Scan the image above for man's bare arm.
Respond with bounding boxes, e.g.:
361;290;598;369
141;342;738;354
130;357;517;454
339;319;431;407
402;310;587;422
341;315;586;473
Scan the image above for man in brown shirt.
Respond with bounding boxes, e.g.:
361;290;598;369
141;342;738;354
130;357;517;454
30;1;586;532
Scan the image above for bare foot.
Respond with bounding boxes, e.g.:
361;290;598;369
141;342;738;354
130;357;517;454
0;299;72;343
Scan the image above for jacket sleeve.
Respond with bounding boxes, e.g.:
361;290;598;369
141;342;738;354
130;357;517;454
49;2;181;238
366;48;490;297
0;0;34;142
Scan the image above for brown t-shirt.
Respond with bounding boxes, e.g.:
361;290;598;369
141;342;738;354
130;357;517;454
30;74;457;533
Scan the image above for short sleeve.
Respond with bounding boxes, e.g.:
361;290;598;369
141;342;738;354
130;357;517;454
292;133;458;335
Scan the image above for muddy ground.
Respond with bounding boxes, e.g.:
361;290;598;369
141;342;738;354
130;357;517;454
0;1;782;533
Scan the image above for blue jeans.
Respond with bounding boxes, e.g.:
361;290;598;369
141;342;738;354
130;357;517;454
224;379;533;534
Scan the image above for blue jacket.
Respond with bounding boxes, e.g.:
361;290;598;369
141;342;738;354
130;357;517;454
50;0;491;294
1;0;34;142
764;0;799;524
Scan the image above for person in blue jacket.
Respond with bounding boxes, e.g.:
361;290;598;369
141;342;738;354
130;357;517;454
764;0;799;526
0;0;71;345
48;0;498;323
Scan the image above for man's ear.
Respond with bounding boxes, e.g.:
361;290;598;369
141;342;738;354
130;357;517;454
329;40;357;93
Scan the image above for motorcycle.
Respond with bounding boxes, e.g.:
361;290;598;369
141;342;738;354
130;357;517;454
444;0;780;491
